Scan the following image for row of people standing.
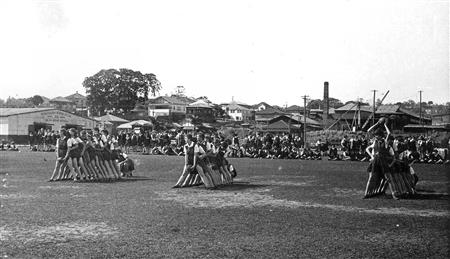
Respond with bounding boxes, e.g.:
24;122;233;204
28;128;58;152
49;127;126;182
364;119;418;200
174;133;236;189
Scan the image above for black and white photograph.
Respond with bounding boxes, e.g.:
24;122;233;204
0;0;449;258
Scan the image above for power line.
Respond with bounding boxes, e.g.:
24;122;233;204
302;95;309;148
419;90;423;128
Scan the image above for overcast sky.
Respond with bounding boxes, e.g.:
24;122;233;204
0;0;448;106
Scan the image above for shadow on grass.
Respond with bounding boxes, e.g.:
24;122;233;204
413;190;449;200
215;182;269;191
75;176;154;184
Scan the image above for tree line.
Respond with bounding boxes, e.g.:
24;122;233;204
1;67;449;117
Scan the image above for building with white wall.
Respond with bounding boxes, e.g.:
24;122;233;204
147;96;195;120
221;101;255;122
0;108;98;143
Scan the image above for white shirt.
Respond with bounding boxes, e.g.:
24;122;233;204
183;142;204;154
67;137;82;148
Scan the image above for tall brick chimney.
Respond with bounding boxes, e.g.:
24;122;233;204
323;81;329;127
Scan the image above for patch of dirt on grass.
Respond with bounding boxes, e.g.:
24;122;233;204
0;222;119;243
38;185;81;190
322;188;365;197
241;175;318;187
255;180;317;187
244;175;316;180
70;193;88;198
156;189;449;217
357;232;423;245
0;193;38;199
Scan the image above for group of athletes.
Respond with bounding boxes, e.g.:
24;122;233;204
173;133;237;189
363;118;419;200
49;127;134;182
44;117;446;197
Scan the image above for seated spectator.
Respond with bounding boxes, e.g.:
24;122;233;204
7;141;19;151
328;145;339;160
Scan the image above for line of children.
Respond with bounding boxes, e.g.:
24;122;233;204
363;118;418;200
173;133;236;189
49;127;134;182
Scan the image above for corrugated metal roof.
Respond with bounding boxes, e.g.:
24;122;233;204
50;96;74;103
335;103;373;112
252;102;272;109
375;104;401;114
150;96;195;105
286;105;302;111
288;115;321;125
65;92;86;99
398;108;431;121
0;107;56;117
227;102;253;111
94;114;129;123
255;107;285;115
188;100;213;108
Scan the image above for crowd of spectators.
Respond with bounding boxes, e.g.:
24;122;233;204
27;127;450;164
0;140;19;151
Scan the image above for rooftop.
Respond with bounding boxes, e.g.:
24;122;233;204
335;103;373;113
0;107;55;117
188;100;213;108
50;96;75;103
65;92;86;100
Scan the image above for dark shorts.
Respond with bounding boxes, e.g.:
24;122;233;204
69;148;81;159
102;150;111;161
111;150;120;160
58;149;67;158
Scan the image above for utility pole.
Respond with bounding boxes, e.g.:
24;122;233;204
419;90;423;130
302;95;309;148
371;90;377;126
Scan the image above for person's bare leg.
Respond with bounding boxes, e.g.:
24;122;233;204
78;157;90;179
50;160;63;181
72;158;81;181
196;166;214;188
175;165;190;187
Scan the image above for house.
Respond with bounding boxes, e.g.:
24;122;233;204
376;104;431;130
432;113;450;126
186;100;215;123
255;107;286;124
258;114;322;133
285;105;302;114
94;114;129;134
221;101;255;122
49;96;76;113
330;102;373;130
147;95;195;121
252;102;272;111
65;92;87;113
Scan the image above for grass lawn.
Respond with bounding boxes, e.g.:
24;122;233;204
1;151;449;258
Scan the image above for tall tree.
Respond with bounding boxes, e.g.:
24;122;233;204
173;85;186;97
28;95;44;107
307;97;343;109
83;68;161;115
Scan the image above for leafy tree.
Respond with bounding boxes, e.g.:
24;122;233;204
173;85;186;97
307;97;343;109
212;104;229;119
83;68;161;115
28;95;44;107
5;97;30;108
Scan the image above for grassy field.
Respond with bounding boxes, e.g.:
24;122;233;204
1;151;449;258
